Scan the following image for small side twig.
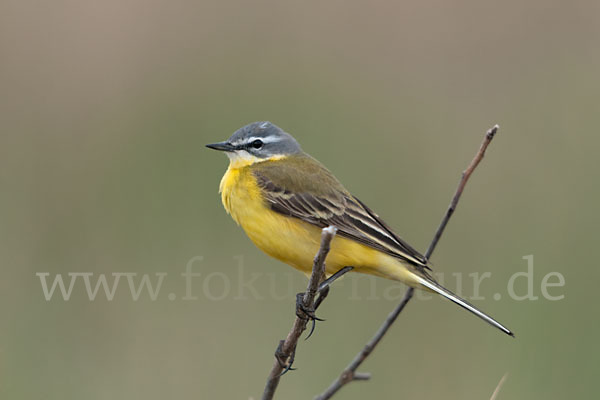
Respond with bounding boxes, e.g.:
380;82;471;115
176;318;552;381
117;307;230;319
426;124;499;257
490;372;509;400
261;226;337;400
314;124;500;400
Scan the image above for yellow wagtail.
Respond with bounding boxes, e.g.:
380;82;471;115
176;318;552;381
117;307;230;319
207;121;513;337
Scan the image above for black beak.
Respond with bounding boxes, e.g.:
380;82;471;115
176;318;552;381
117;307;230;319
205;141;236;152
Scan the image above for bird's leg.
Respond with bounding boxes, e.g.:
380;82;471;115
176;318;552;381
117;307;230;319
314;266;354;310
300;266;354;340
313;266;353;311
317;266;354;293
313;286;330;311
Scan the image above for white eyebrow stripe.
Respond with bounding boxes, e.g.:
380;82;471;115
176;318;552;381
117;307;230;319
246;135;281;144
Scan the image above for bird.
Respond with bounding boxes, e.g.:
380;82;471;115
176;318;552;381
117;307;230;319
206;121;513;337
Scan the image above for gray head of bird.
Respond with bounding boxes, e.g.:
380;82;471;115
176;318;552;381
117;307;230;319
206;121;302;164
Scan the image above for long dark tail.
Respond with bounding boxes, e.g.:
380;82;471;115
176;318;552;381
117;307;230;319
416;275;514;337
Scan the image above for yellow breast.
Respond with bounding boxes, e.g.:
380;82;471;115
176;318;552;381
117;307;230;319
219;161;418;283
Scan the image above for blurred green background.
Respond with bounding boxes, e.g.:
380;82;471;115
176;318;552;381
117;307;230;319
1;0;599;399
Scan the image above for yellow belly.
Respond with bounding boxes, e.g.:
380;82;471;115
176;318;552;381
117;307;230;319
219;164;419;285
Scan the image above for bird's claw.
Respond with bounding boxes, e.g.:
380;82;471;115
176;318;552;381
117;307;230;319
296;292;325;340
275;340;297;376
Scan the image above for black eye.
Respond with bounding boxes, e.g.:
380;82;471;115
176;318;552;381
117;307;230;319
251;139;263;149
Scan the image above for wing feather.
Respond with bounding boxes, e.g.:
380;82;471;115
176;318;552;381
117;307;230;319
253;163;428;268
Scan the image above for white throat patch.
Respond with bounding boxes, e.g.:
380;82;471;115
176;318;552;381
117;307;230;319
226;149;285;168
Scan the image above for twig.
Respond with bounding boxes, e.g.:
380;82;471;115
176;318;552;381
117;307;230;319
261;226;337;400
313;288;413;400
314;124;500;400
490;373;508;400
426;124;499;257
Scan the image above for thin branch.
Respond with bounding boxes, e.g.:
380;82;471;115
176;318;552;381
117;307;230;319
314;289;413;400
314;124;500;400
490;373;508;400
261;226;337;400
426;124;499;258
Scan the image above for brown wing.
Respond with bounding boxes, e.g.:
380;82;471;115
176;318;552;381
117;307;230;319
252;156;429;268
